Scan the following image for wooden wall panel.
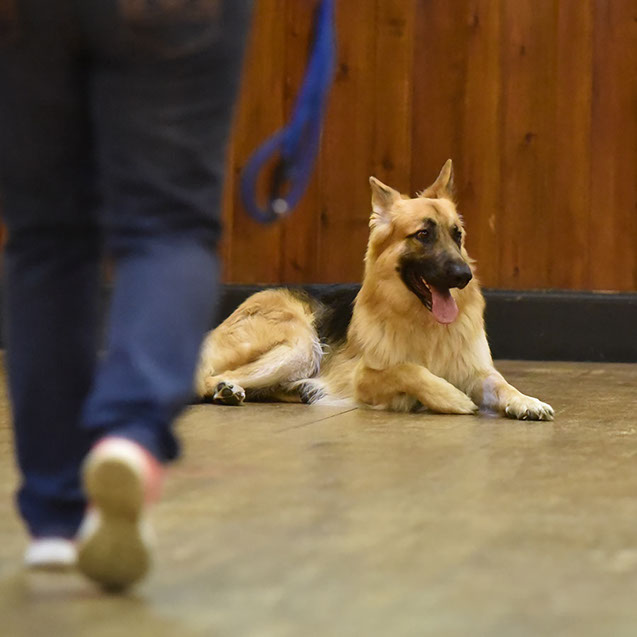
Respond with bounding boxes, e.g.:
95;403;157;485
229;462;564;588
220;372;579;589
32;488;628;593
315;1;377;283
279;0;322;283
372;0;415;193
461;0;503;287
589;0;637;290
499;0;558;288
221;0;287;283
411;0;469;196
221;0;637;291
552;0;593;289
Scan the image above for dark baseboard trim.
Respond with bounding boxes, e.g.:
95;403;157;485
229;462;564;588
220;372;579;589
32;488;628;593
480;289;637;363
0;285;634;362
216;285;637;363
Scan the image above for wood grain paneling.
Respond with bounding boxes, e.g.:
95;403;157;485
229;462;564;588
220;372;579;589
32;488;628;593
372;0;415;193
221;0;287;283
552;0;593;289
279;0;322;283
461;0;503;287
315;1;377;283
500;0;558;288
222;0;637;291
590;0;637;291
411;0;468;196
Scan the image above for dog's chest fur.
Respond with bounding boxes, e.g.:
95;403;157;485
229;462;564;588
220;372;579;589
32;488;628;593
346;279;489;386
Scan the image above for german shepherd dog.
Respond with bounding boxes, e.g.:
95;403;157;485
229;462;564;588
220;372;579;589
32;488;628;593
196;160;554;420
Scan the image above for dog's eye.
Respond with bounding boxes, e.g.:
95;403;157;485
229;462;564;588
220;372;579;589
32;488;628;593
452;225;462;245
415;229;430;242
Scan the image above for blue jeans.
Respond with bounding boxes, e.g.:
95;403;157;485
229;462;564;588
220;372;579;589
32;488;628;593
0;0;252;538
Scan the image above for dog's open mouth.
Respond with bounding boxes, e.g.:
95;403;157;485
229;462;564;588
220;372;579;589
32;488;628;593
403;267;459;325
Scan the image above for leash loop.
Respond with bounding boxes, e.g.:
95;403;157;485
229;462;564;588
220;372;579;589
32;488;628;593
240;0;336;223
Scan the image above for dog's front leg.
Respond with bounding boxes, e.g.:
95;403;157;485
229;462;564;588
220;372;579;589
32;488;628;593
469;369;554;421
354;362;478;414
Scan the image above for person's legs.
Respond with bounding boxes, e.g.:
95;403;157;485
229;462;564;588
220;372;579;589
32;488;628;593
80;0;253;462
0;1;100;542
76;0;253;589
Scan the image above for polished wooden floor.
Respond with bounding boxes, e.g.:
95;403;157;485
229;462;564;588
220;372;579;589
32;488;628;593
1;361;637;636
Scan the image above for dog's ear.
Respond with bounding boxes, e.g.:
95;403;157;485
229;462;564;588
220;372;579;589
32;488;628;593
419;159;454;200
369;176;400;229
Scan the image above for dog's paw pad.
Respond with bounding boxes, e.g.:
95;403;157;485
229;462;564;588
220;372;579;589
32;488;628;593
213;381;245;406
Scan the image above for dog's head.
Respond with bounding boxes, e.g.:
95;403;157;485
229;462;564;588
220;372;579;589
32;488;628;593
366;160;473;325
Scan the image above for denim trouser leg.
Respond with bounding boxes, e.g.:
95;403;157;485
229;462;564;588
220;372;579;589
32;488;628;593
81;2;252;461
0;8;102;536
0;0;253;537
3;230;102;538
81;241;219;462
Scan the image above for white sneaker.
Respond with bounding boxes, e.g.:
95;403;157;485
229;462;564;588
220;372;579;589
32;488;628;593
24;537;77;570
77;437;162;592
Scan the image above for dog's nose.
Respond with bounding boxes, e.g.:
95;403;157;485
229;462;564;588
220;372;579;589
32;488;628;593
446;262;472;289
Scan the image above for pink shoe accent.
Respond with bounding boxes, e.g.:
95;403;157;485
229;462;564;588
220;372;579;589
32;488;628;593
77;437;164;590
90;437;163;504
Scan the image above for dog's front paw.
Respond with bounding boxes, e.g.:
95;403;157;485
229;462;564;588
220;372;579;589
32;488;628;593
450;393;480;415
212;381;246;406
428;386;479;415
504;395;554;421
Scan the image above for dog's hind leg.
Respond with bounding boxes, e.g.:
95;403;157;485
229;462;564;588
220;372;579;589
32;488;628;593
207;380;247;406
201;341;322;405
293;378;327;404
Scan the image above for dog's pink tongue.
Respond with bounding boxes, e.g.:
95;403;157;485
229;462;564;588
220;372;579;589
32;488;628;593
431;287;458;324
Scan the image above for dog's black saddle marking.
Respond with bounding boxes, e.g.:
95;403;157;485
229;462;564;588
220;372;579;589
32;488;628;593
300;284;358;346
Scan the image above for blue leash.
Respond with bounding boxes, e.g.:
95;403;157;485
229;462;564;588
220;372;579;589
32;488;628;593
240;0;336;224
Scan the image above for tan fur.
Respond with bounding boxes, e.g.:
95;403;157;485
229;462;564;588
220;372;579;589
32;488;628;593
195;289;322;398
197;161;554;421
